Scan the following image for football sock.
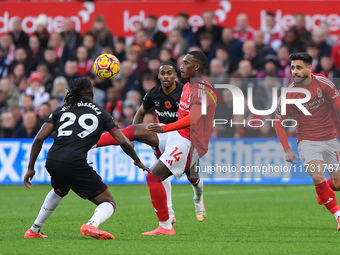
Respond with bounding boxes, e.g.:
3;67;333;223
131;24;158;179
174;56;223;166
31;189;63;233
327;179;338;191
86;202;115;228
162;177;173;214
315;180;340;217
97;126;135;147
146;173;171;229
190;178;203;202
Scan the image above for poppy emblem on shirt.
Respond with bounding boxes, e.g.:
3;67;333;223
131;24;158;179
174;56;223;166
165;101;171;109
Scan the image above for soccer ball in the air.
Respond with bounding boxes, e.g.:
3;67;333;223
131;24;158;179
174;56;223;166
93;54;120;79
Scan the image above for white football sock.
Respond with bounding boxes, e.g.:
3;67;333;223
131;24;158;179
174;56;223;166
162;177;174;214
192;178;204;202
334;211;340;218
86;202;114;228
31;189;63;233
159;219;172;230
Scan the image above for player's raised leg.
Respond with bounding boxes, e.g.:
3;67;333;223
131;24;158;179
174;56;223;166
307;160;340;230
142;160;176;235
96;124;159;148
186;163;206;222
80;189;116;240
24;187;69;238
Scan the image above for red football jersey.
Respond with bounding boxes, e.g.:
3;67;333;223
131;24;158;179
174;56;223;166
178;78;216;157
276;74;340;142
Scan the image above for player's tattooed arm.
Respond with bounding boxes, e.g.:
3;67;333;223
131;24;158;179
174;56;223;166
132;105;147;124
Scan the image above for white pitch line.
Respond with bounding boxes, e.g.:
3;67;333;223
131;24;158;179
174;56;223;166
139;185;313;199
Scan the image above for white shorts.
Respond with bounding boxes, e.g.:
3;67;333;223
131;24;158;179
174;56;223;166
157;131;199;179
298;138;340;171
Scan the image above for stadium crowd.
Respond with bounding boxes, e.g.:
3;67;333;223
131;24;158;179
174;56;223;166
1;11;340;138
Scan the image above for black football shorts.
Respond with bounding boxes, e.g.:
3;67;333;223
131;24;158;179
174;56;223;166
45;158;107;200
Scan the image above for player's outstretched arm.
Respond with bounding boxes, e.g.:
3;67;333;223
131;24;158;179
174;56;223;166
110;128;150;173
274;117;299;164
24;123;55;189
132;105;147;124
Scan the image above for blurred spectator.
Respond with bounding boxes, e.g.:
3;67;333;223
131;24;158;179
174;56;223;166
37;63;53;93
105;86;123;119
282;28;305;53
143;112;157;124
133;30;158;63
8;46;31;76
332;39;340;69
0;77;20;108
119;60;141;100
196;10;223;47
0;48;9;78
214;27;243;65
76;46;93;75
51;76;68;105
48;32;73;63
253;29;275;60
84;72;105;107
9;17;29;47
293;13;312;46
27;35;44;67
215;44;236;74
63;59;81;88
126;89;142;109
101;46;114;55
34;14;50;49
261;12;284;51
214;88;234;137
83;31;102;61
37;102;51;127
276;45;291;79
23;71;50;110
48;97;60;112
0;86;7;113
20;94;34;112
233;13;254;42
209;58;228;82
9;104;22;130
60;18;82;55
315;55;340;79
0;34;15;64
43;47;64;78
114;37;126;62
242;40;263;72
145;15;167;49
125;46;147;75
12;110;40;138
197;32;215;65
122;99;137;125
176;13;196;46
0;111;16;138
147;57;161;82
306;42;320;72
159;48;173;63
312;29;332;59
237;59;257;92
162;29;189;61
91;15;114;50
318;20;337;47
8;62;27;92
141;72;157;95
257;54;285;78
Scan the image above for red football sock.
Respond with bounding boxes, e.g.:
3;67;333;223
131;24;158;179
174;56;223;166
315;180;339;214
97;126;135;147
327;179;338;191
146;173;169;222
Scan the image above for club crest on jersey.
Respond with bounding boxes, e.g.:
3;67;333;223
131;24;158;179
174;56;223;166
165;101;171;109
317;87;322;98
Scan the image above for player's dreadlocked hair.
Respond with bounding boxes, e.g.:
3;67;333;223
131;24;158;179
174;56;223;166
64;77;93;109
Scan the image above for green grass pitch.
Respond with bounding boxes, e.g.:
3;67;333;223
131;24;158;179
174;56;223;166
1;184;340;255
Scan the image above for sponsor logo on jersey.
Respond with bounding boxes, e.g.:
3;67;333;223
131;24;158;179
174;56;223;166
154;109;178;118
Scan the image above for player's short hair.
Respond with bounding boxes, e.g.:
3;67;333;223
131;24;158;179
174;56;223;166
188;51;208;69
289;52;312;66
158;61;177;73
64;77;93;109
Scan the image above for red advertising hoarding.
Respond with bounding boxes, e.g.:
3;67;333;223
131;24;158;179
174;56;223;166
0;1;340;37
